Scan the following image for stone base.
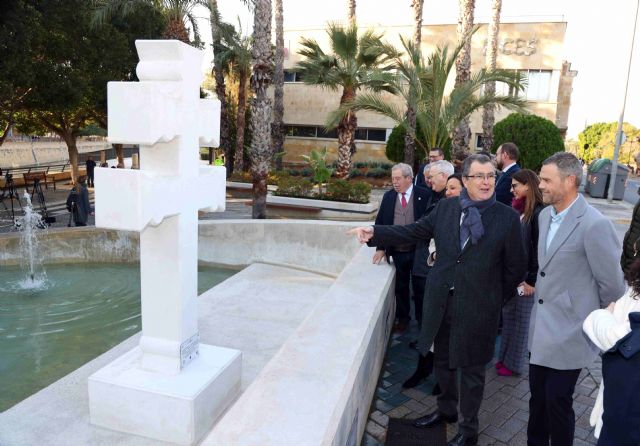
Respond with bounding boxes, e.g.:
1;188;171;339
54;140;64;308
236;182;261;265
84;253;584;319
88;344;241;445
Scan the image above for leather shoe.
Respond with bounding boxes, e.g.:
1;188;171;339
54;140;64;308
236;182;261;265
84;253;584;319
447;433;478;446
402;351;434;388
413;411;458;428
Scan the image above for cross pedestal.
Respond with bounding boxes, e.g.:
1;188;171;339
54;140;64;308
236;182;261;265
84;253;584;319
87;40;241;445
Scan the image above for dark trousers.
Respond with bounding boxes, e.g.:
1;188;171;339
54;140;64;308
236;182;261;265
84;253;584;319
434;294;486;440
87;170;94;187
391;250;423;324
527;364;581;446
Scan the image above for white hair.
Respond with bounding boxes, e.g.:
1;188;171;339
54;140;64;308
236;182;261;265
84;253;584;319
392;163;413;178
429;160;454;177
422;163;431;175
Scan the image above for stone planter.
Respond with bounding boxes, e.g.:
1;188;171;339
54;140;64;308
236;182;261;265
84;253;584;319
266;195;378;221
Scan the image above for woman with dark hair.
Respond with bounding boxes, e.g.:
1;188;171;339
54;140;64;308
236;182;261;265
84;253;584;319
583;261;640;445
445;173;463;198
495;169;544;376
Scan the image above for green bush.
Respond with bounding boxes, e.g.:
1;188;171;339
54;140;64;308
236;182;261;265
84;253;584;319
493;113;565;172
354;161;368;168
326;179;371;203
385;124;430;163
366;167;390;178
300;167;312;177
288;169;300;176
274;176;313;198
348;168;363;178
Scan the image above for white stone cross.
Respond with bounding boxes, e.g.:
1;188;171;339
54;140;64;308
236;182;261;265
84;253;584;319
89;41;241;445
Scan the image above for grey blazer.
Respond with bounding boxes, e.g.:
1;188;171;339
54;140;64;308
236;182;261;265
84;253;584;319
528;194;626;370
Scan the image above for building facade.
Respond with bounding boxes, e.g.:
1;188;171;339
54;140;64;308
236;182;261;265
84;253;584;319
280;19;577;164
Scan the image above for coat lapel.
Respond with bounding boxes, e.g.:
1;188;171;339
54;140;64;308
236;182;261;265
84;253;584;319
539;195;587;270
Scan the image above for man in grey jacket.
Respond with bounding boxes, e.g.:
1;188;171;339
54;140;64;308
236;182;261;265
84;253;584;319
527;152;626;445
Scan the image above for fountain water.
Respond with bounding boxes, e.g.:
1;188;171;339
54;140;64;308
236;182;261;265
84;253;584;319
16;191;47;289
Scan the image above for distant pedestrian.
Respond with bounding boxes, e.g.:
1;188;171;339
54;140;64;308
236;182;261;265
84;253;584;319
85;156;96;187
494;142;521;206
66;176;92;227
527;152;626;446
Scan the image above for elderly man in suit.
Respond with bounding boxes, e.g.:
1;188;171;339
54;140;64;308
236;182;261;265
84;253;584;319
350;154;526;446
373;163;431;333
494;142;521;206
527;152;626;446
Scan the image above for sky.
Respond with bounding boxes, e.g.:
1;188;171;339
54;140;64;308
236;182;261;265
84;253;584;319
195;0;640;139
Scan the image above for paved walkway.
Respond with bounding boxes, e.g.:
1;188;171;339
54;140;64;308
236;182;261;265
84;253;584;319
362;194;633;446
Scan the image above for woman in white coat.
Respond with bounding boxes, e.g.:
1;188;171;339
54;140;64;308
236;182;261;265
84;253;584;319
583;259;640;442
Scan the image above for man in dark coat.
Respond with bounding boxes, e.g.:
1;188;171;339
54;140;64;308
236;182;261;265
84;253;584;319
373;163;431;332
494;142;521;206
415;147;445;190
349;154;527;446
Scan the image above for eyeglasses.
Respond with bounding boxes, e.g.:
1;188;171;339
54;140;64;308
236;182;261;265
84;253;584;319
464;173;497;181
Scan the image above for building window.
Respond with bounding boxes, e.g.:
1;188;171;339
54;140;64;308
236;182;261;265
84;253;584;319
283;70;304;82
475;134;487;149
495;69;552;102
284;125;388;142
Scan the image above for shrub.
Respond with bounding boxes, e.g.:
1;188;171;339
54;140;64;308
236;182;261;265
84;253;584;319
274;176;313;198
288;169;300;176
493;113;565;172
385;124;430;163
348;168;363;178
326;179;371;203
300;167;312;177
354;161;368;169
366;167;390;178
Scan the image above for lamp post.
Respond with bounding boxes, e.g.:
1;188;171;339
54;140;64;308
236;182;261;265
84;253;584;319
608;0;640;202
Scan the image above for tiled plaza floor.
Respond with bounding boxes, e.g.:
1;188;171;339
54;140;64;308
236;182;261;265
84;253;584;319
361;322;602;446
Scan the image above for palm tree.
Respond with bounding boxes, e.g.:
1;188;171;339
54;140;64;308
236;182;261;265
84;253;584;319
327;38;527;156
348;0;356;24
295;23;397;178
218;19;252;173
271;0;285;170
208;0;232;172
92;0;203;45
404;0;424;168
481;0;502;151
249;0;273;219
451;0;476;157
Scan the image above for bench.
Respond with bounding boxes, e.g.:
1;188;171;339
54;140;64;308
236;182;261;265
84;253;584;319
23;171;49;193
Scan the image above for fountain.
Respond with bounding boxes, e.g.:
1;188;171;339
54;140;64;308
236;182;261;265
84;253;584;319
16;191;47;289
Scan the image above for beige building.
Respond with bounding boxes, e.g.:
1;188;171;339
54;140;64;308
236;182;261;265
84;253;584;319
280;19;577;164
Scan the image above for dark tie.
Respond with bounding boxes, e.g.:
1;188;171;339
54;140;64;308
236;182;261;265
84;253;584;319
401;193;407;208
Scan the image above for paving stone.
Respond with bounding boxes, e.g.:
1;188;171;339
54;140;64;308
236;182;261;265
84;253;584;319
403;399;427;414
374;399;394;413
477;433;494;446
482;379;504;398
401;387;428;400
362;432;384;446
370;410;389;428
513;409;530;423
385;405;412;419
500;384;528;398
482;424;516;443
365;420;386;442
575;425;592;440
500;416;527;437
385;392;410;406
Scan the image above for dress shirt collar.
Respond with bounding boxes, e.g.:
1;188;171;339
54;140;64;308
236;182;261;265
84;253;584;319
550;194;580;223
502;162;516;173
399;185;413;202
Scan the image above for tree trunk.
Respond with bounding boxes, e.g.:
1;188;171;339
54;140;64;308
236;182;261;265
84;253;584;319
271;0;285;171
404;107;417;168
348;0;356;24
0;121;13;146
234;72;248;172
63;133;80;185
114;143;124;166
404;0;424;169
250;0;273;219
412;0;424;48
209;0;232;175
481;0;502;151
451;0;475;157
336;88;357;179
163;18;190;43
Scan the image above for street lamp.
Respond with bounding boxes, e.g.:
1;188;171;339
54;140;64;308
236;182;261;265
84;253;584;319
609;0;640;201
